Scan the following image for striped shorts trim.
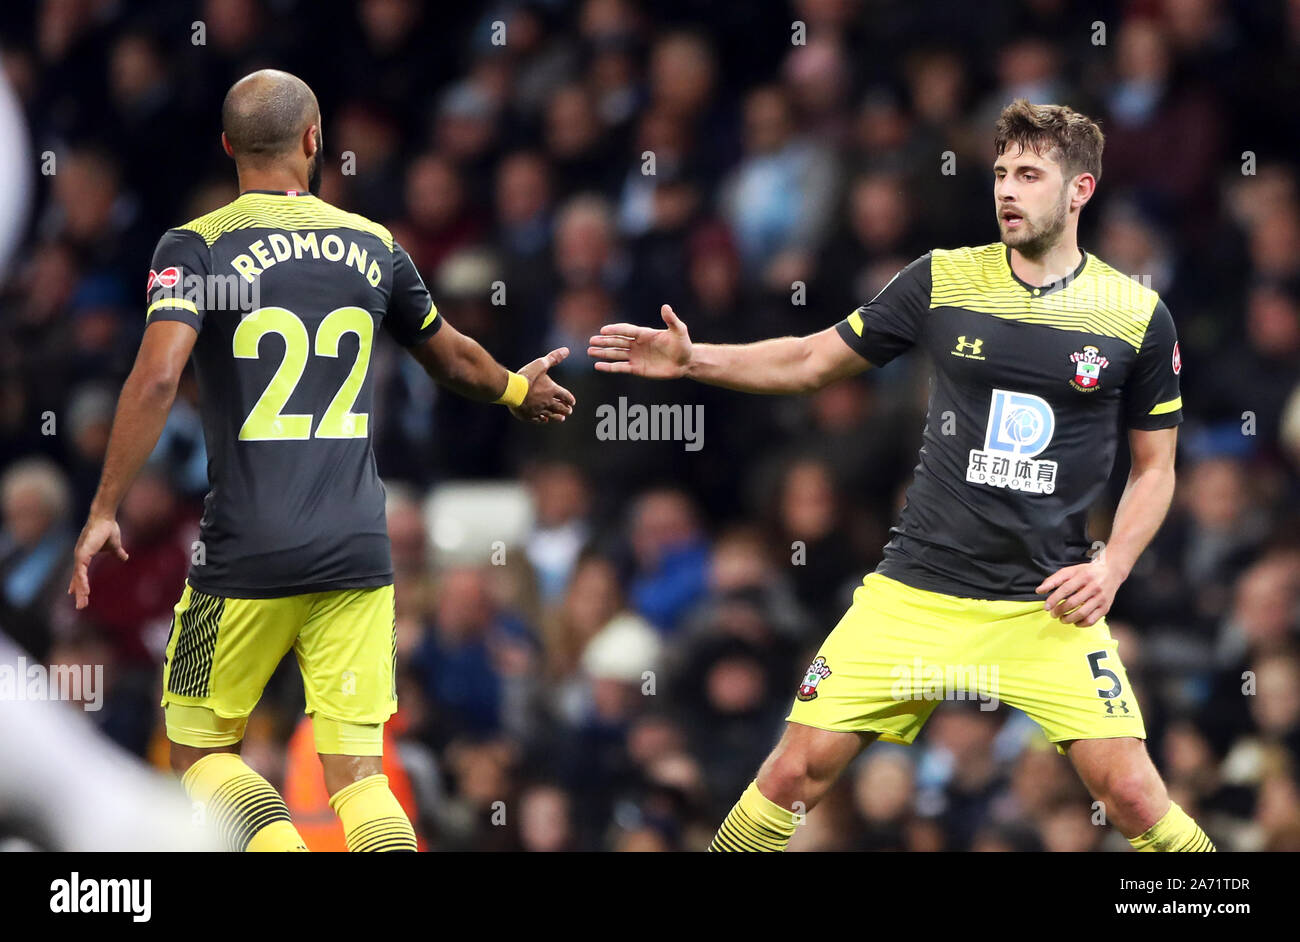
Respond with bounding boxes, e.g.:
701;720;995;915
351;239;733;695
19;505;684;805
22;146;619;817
164;588;225;699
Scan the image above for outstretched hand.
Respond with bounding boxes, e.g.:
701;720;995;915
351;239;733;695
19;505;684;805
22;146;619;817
510;347;577;424
588;304;692;379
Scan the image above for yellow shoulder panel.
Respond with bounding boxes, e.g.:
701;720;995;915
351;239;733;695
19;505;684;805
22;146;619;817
177;193;394;250
929;243;1157;350
930;244;1008;298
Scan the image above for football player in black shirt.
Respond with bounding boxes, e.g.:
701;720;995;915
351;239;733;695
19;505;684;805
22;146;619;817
592;100;1212;853
69;70;575;851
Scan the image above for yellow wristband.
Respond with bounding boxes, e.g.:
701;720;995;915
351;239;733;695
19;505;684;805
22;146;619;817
494;370;529;408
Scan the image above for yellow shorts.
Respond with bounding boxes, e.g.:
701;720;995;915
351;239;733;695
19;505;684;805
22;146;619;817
161;582;396;754
787;573;1145;749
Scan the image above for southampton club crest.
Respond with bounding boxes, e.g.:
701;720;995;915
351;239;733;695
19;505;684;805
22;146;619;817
796;656;832;701
1069;345;1109;392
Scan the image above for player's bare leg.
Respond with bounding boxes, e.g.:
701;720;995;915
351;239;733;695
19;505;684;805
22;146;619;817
315;723;417;852
1066;736;1214;851
710;722;876;851
169;741;240;774
319;753;382;795
1066;737;1168;835
756;723;877;809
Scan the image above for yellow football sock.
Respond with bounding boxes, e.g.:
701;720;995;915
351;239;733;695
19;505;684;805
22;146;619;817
328;774;417;852
1129;801;1216;852
710;780;799;852
181;753;308;852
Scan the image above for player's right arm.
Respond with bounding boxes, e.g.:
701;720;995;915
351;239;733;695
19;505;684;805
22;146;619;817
70;320;196;608
589;306;866;394
70;230;208;609
588;253;931;394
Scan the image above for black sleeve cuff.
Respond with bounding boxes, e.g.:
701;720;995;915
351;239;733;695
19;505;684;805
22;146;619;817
836;318;879;365
396;303;444;348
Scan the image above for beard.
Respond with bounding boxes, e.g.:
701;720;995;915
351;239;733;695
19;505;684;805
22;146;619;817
307;130;323;195
999;190;1069;259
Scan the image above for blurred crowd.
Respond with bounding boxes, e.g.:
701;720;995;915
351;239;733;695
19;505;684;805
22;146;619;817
3;0;1300;851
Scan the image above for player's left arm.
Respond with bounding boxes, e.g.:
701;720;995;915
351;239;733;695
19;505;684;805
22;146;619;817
386;241;574;423
69;320;197;608
1039;298;1183;626
407;322;576;424
1038;427;1177;626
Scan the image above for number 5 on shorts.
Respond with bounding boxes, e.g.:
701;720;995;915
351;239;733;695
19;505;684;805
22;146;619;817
1086;650;1122;700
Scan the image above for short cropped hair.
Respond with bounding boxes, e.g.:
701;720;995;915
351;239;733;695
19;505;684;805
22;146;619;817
221;70;318;161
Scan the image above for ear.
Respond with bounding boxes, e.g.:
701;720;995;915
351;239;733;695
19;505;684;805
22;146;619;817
1071;172;1096;210
221;132;235;158
304;122;320;158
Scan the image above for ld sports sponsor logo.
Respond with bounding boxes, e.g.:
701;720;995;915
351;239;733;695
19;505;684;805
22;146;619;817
966;388;1058;495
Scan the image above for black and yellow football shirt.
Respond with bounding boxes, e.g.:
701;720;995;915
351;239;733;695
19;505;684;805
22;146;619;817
144;190;442;597
836;243;1183;600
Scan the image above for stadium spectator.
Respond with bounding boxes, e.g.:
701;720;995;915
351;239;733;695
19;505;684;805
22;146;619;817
0;457;74;660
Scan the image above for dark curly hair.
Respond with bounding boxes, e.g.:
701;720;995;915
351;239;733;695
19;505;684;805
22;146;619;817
994;98;1105;183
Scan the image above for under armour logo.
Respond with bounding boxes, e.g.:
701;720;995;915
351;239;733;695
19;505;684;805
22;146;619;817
1105;699;1129;715
952;336;984;358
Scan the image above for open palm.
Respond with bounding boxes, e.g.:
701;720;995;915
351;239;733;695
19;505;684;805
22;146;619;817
588;304;692;379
